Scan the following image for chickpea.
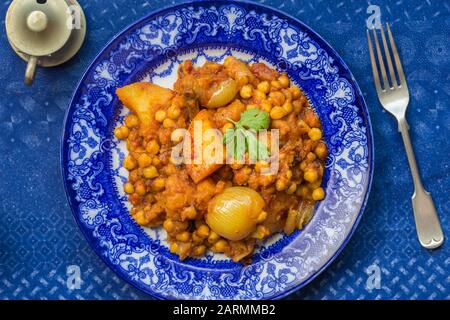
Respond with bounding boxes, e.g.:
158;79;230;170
257;81;270;94
278;74;290;88
270;106;287;120
304;169;318;183
270;80;282;90
123;155;137;170
312;187;325;201
282;101;293;113
171;128;185;143
137;153;152;168
124;182;134;194
191;232;203;244
153;178;165;191
114;126;129;140
290;85;301;99
134;210;148;225
283;88;293;101
152;157;161;166
164;163;178;175
308;128;323;141
221;122;234;134
196;225;210;238
276;179;287;191
208;231;220;244
213;239;229;252
167;105;181;119
155;110;166;123
269;91;285;106
306;152;317;162
286;182;297;194
170;242;179;254
163;219;175;232
129;170;139;183
315;143;327;160
286;169;293;179
191;245;207;256
135;181;147;196
143;166;158;179
146;140;160;155
246;104;259;110
176;231;191;242
240;84;253;99
125;114;139;128
293;99;303;113
299;160;308;171
253;90;266;101
163;118;176;128
261;101;272;113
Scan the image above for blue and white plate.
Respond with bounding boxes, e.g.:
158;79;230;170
61;0;373;300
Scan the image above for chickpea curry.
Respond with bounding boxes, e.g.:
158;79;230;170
115;57;327;263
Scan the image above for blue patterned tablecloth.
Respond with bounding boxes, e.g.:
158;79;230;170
0;0;448;300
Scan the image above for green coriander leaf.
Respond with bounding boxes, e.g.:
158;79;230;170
224;128;246;161
223;129;236;158
257;141;270;160
223;128;233;145
223;109;271;161
236;109;270;131
244;130;270;161
235;129;246;161
245;130;258;161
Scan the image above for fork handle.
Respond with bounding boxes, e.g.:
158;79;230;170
398;119;444;249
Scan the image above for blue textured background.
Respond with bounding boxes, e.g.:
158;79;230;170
0;0;448;300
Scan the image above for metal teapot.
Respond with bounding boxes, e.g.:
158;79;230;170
5;0;86;85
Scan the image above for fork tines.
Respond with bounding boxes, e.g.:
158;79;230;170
367;24;407;93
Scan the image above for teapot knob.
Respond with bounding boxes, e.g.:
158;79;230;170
26;10;48;32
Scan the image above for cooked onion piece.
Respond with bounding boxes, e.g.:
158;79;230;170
206;187;265;241
206;79;238;109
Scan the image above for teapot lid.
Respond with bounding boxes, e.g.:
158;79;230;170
6;0;73;57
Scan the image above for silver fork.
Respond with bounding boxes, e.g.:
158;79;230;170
367;24;444;249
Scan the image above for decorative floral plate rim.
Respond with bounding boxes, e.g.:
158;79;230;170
61;0;374;300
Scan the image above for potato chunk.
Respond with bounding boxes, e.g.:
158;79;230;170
186;109;224;183
116;83;174;127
